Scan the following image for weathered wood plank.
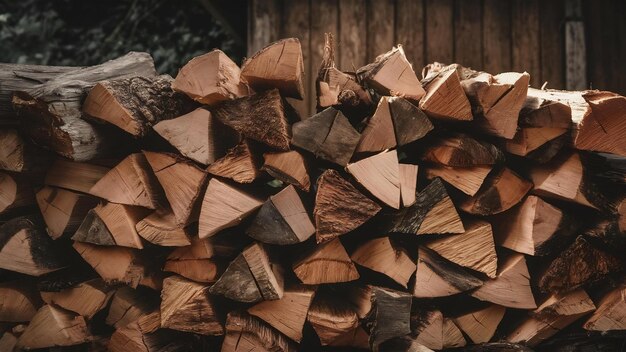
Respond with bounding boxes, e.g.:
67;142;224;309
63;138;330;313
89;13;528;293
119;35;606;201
395;0;425;71
366;0;395;62
454;0;483;69
282;0;311;118
247;0;281;55
311;0;339;114
425;0;454;64
339;0;367;71
512;0;541;86
541;0;565;89
482;0;512;73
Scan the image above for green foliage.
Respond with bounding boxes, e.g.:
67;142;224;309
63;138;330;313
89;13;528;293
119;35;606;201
0;0;243;75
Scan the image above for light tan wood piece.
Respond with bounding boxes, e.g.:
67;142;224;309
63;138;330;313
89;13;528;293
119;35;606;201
163;257;222;283
576;91;626;157
347;149;401;209
16;305;90;349
414;310;444;350
355;97;397;153
0;128;51;173
425;165;491;196
94;202;148;248
206;139;260;183
135;208;190;247
222;312;296;352
0;281;41;322
293;239;360;285
460;167;532;216
0;171;34;214
351;237;415;287
398;163;418;207
422;134;500;167
45;158;110;194
505;127;568;156
36;186;97;239
73;241;145;287
262;150;311;191
584;285;626;331
453;305;506;344
307;294;359;346
106;286;158;329
413;247;483;298
420;68;472;121
443;318;466;348
198;178;263;238
40;279;114;319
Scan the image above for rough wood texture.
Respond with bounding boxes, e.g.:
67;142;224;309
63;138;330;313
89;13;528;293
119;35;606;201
242;38;305;99
45;158;110;194
398;163;418;207
351;236;415;287
73;241;145;287
83;75;195;137
521;89;573;128
262;150;311;191
247;185;315;245
365;286;412;350
12;52;157;161
40;279;113;319
106;286;158;329
172;49;248;104
222;312;296;352
420;67;472;121
584;285;626;331
89;153;164;209
0;129;52;173
72;208;116;246
0;171;34;214
355;97;396;153
576;91;626;156
425;165;491;197
16;305;90;349
0;281;41;322
388;97;434;146
347;150;401;209
212;89;290;150
308;293;360;345
291;107;360;166
504;127;568;157
453;305;506;344
135;209;190;247
206;139;261;183
35;186;97;240
293;238;359;284
314;169;381;243
422;134;501;167
460;167;533;216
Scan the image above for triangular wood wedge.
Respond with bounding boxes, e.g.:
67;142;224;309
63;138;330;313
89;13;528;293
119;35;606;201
36;186;98;240
308;293;359;345
388;97;434;146
212;89;290;150
351;236;415;287
520;88;573;128
206;139;260;183
164;255;223;284
422;134;500;167
198;178;263;238
420;68;472;121
460;167;532;215
314;169;381;243
293;238;359;284
425;165;492;196
106;286;159;329
577;91;626;157
16;305;91;349
144;151;207;225
508;289;595;346
210;242;283;303
291;107;360;166
413;310;444;350
97;202;148;248
398;163;418;207
387;178;464;235
0;216;64;276
471;253;537;309
222;312;296;352
584;285;626;331
443;318;466;348
153;108;229;165
453;305;505;344
347;149;401;209
262;150;311;191
135;208;190;247
89;153;164;209
413;246;483;298
355;97;397;153
247;185;315;245
172;49;248;104
0;281;41;322
426;220;498;278
0;172;34;214
73;241;145;288
41;279;113;319
241;38;305;99
356;46;425;101
248;285;316;342
72;208;116;246
160;275;223;335
505;127;568;156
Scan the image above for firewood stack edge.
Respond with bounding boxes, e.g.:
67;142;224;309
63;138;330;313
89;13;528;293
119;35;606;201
0;33;625;351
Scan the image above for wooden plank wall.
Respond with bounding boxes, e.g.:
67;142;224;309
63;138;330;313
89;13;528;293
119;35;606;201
248;0;625;117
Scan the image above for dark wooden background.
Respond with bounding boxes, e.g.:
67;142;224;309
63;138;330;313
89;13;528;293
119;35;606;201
247;0;626;116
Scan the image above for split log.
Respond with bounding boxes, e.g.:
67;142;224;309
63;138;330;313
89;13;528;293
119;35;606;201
144;151;207;225
0;216;64;276
492;195;577;256
411;309;444;350
0;330;19;352
0;281;41;322
247;185;315;245
508;289;595;346
355;97;397;154
211;89;290;150
172;49;248;104
248;285;315;342
386;178;464;235
398;163;418;207
364;286;412;351
35;186;98;239
576;91;626;156
357;46;425;101
314;169;381;243
221;312;296;352
0;171;34;214
425;165;491;196
40;279;114;319
262;150;311;191
167;235;242;264
153;108;233;165
293;238;359;284
109;324;191;352
584;285;626;331
471;253;537;309
160;275;223;335
73;202;149;249
425;220;498;278
351;236;415;288
241;38;305;99
106;286;158;328
504;127;568;157
73;241;145;287
420;66;472;121
453;305;506;344
328;326;371;350
209;242;283;303
443;318;466;348
198;178;263;238
45;158;110;194
307;293;359;345
89;153;164;209
413;246;483;298
521;88;573;128
72;209;116;246
83;75;195;137
0;128;52;173
460;167;532;216
206;139;261;183
291;107;360;166
136;209;190;247
538;235;623;293
347;149;401;209
421;134;502;167
388;97;433;146
163;255;223;283
16;305;90;349
12;52;157;161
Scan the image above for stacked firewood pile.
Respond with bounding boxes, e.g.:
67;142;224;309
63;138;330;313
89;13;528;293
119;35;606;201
0;33;624;351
